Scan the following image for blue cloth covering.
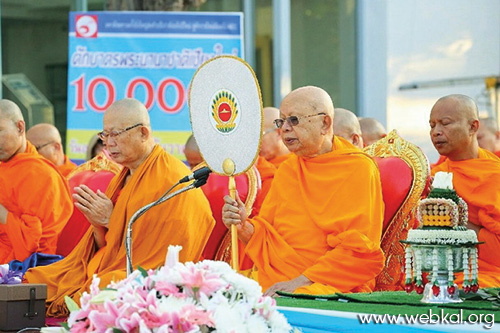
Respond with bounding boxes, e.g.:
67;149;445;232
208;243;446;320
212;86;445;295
9;253;64;275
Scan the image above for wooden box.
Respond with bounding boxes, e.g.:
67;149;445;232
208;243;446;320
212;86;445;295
0;284;46;332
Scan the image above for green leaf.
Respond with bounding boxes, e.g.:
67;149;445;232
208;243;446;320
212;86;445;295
61;322;70;330
138;266;148;277
64;295;80;312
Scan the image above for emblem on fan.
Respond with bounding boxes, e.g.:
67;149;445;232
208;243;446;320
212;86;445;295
210;89;240;134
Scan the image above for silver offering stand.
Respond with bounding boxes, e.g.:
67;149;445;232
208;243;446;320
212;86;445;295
403;242;479;304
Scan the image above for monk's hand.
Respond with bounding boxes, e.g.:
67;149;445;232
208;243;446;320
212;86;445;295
222;193;248;227
264;275;313;298
222;193;254;244
467;221;482;235
73;185;113;228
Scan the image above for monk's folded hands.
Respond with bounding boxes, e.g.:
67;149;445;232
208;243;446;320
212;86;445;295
73;184;113;229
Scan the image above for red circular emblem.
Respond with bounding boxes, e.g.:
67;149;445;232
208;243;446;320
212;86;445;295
218;103;232;122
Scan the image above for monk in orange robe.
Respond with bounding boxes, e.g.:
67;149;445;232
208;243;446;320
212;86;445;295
253;155;275;216
430;94;500;287
260;107;291;168
268;153;292;168
476;116;500;157
223;86;385;296
332;108;364;149
26;123;77;177
25;98;215;317
359;117;386;147
0;100;73;263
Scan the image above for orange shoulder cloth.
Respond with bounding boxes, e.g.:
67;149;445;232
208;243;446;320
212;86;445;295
245;136;385;294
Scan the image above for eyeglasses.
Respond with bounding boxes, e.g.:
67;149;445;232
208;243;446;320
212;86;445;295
98;123;143;141
35;141;55;150
273;113;326;129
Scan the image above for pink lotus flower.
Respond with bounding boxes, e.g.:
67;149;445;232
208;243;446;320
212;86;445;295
52;246;291;333
180;264;225;298
155;280;181;297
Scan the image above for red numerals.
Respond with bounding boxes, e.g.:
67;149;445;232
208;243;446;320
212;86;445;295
71;75;186;114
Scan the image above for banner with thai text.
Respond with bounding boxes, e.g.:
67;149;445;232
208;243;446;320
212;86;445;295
67;11;243;163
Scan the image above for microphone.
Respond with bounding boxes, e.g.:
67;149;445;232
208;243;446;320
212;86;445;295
125;169;211;276
179;166;212;183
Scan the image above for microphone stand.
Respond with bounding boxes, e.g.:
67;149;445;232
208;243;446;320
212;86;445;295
125;175;209;276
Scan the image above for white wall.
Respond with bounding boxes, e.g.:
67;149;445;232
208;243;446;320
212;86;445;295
386;0;500;163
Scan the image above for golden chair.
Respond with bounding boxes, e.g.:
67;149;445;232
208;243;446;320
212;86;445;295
364;130;430;291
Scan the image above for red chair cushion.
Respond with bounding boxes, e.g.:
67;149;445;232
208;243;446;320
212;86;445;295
56;170;115;256
373;156;413;231
201;173;253;260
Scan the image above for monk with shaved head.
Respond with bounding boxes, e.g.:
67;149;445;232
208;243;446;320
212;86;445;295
25;98;215;317
333;108;364;149
223;86;384;296
430;94;500;287
0;99;73;263
359;117;386;147
260;106;290;167
27;123;77;177
476;117;500;156
183;134;203;169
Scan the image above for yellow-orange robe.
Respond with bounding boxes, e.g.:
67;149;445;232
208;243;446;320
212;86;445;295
430;155;447;169
269;153;292;169
432;148;500;287
253;156;276;217
58;155;77;177
245;136;385;294
0;141;73;263
25;145;215;317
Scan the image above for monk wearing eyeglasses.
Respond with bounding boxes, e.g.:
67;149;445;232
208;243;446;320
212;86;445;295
25;98;215;317
430;94;500;287
26;123;77;177
0;100;73;263
223;86;385;296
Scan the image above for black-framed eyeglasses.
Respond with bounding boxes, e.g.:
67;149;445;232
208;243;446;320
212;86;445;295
35;141;55;150
98;123;143;141
273;113;326;129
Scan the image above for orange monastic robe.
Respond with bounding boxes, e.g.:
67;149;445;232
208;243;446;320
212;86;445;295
25;141;38;154
25;145;215;317
0;141;73;263
253;156;276;216
58;155;77;177
432;148;500;287
430;155;447;169
268;153;292;169
245;136;385;294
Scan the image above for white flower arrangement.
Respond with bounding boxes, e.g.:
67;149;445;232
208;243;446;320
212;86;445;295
432;172;453;189
43;246;292;333
406;229;478;245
